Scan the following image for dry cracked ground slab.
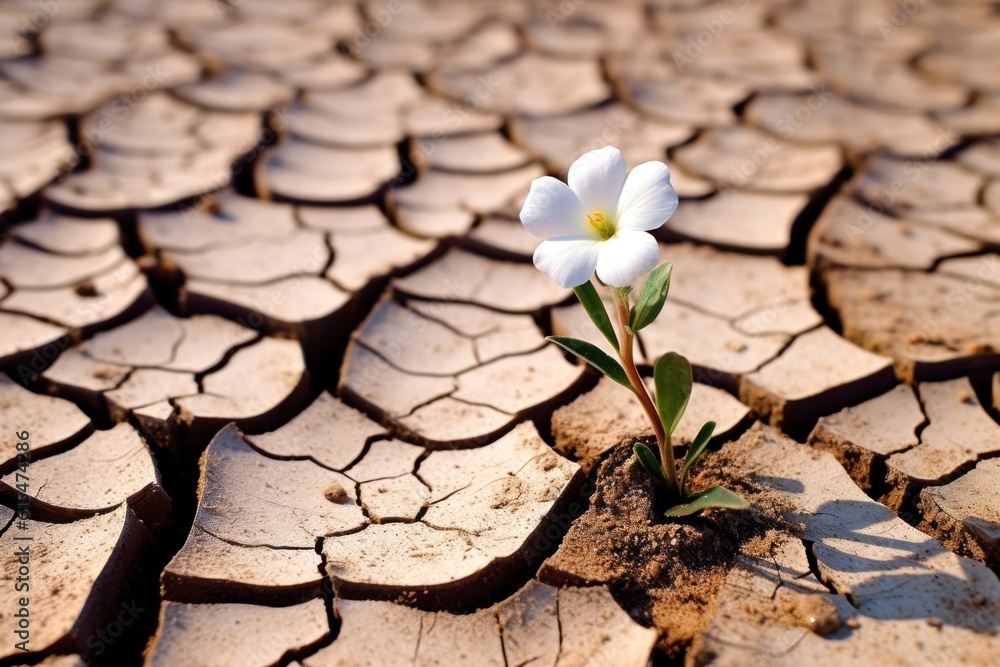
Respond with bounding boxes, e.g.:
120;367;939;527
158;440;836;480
0;0;999;665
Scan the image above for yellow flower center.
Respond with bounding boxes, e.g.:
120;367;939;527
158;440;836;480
587;210;616;240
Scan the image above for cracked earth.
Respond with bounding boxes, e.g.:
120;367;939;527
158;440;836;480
0;0;999;665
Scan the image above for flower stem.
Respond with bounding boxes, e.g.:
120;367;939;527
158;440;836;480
611;288;680;498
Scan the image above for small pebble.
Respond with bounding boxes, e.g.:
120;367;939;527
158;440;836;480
797;596;842;636
725;340;747;353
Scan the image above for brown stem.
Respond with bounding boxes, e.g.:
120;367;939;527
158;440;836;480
612;288;679;497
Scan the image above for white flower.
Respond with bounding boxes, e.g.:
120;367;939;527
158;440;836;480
519;146;678;289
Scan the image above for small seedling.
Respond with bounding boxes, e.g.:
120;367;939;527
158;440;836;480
519;146;748;517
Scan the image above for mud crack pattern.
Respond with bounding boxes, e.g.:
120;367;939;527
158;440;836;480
0;0;998;665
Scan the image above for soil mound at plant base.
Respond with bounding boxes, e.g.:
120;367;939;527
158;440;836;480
538;434;796;657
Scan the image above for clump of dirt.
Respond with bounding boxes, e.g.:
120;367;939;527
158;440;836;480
323;482;348;503
538;438;798;658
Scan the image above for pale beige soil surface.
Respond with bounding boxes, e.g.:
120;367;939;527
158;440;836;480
0;0;998;666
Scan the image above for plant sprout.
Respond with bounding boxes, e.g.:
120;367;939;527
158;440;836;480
519;146;748;517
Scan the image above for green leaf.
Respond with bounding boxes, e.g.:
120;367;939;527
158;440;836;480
629;263;672;332
573;280;619;353
654;352;692;438
680;421;715;495
547;336;631;389
633;442;668;486
663;486;749;518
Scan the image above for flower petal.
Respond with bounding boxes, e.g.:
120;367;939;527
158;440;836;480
533;237;601;288
519;176;588;240
595;230;660;287
616;162;679;232
568;146;627;215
